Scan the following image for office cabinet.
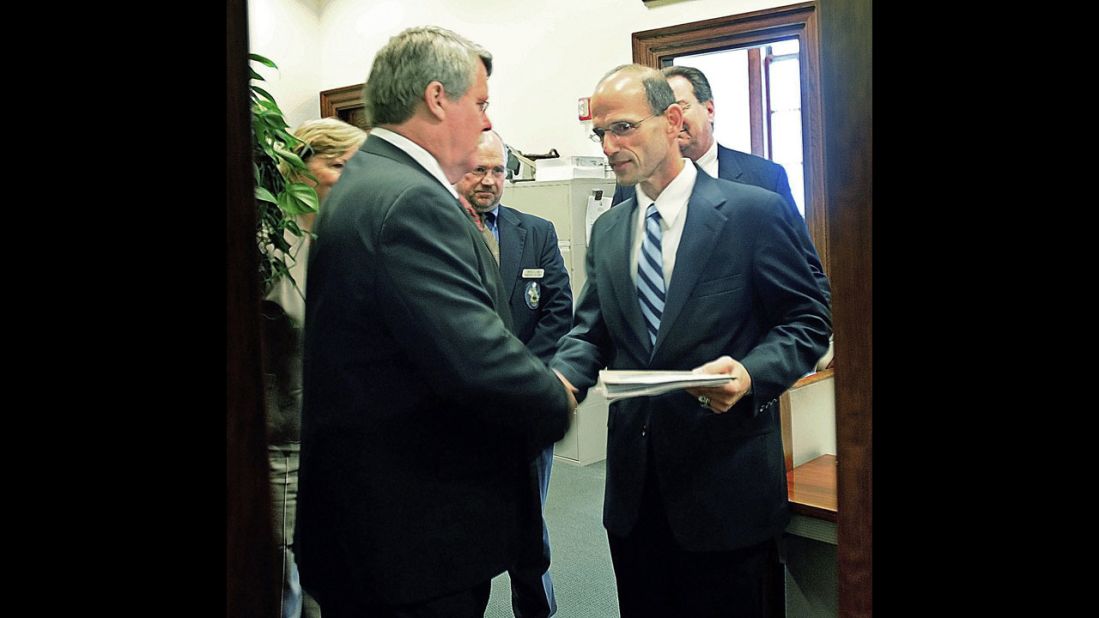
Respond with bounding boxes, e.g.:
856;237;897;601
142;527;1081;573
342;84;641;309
504;178;616;297
504;178;616;466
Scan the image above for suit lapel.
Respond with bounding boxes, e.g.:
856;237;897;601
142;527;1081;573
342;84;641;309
653;173;728;352
717;145;746;182
497;206;525;301
602;198;652;361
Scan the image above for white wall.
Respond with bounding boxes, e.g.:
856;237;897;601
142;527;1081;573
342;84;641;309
788;376;836;467
248;0;324;129
249;0;793;154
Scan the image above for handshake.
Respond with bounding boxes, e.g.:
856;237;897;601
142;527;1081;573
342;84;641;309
554;369;579;415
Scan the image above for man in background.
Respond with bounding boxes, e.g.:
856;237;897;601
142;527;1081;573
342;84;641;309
455;130;573;618
295;26;576;617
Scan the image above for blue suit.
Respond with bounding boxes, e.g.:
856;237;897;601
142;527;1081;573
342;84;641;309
612;145;830;306
494;204;573;618
552;168;830;614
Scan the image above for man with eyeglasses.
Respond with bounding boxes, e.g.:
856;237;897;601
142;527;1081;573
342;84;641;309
550;64;830;617
611;65;830;311
455;130;573;618
296;26;576;617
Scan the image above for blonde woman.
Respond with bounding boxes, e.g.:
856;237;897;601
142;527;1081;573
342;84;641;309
264;118;366;618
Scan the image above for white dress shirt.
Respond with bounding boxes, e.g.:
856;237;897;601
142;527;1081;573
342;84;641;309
629;160;698;290
370;127;459;200
695;140;719;178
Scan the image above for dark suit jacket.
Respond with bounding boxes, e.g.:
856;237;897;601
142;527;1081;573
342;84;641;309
612;145;830;306
551;169;830;552
496;205;573;363
295;135;570;606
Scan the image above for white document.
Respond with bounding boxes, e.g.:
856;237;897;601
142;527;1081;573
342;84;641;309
595;370;734;402
585;193;613;246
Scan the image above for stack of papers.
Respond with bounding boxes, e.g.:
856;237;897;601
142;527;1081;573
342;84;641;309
595;370;734;402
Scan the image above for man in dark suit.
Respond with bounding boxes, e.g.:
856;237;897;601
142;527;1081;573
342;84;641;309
610;65;830;308
454;130;573;618
551;64;830;617
295;26;576;618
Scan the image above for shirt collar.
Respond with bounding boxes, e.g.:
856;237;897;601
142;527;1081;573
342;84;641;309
696;140;719;178
635;159;697;226
370;127;458;199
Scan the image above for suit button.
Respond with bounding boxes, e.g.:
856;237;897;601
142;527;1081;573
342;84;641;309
641;424;647;437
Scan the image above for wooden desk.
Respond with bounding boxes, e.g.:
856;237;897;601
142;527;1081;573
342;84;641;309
786;454;838;545
788;454;837;522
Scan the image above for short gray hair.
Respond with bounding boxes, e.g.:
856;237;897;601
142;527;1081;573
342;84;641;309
596;64;676;116
363;26;493;126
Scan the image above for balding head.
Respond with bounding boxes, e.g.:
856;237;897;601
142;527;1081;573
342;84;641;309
590;64;684;198
455;130;509;213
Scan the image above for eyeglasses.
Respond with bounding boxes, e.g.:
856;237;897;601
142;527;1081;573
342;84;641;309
676;100;692;111
468;165;507;180
590;114;658;142
476;100;490;113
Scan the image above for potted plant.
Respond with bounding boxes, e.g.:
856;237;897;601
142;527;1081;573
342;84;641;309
249;53;319;292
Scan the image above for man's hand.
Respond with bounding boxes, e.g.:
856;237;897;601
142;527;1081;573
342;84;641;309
554;369;579;414
685;355;752;414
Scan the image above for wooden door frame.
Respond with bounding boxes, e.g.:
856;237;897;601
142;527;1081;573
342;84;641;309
320;83;364;120
633;2;873;613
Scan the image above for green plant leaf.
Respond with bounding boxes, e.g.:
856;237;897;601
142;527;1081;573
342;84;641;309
250;52;311;290
275;149;308;170
255;186;278;204
279;183;320;215
252;85;277;104
249;53;277;69
254;99;282;114
258;111;290;133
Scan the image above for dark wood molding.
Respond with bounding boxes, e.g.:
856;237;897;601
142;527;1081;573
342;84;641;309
632;2;817;65
226;0;277;615
320;83;370;130
819;0;873;615
631;1;828;278
319;83;362;117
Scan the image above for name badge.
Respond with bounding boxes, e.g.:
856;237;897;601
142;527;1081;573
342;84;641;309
521;268;545;279
524;281;541;309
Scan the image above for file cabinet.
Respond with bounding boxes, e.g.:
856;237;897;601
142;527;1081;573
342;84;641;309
504;178;617;465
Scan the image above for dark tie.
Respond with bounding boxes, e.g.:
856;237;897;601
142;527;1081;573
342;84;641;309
479;212;500;265
458;196;500;265
637;203;665;347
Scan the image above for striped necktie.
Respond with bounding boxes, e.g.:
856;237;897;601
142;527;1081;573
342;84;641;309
637;203;665;347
